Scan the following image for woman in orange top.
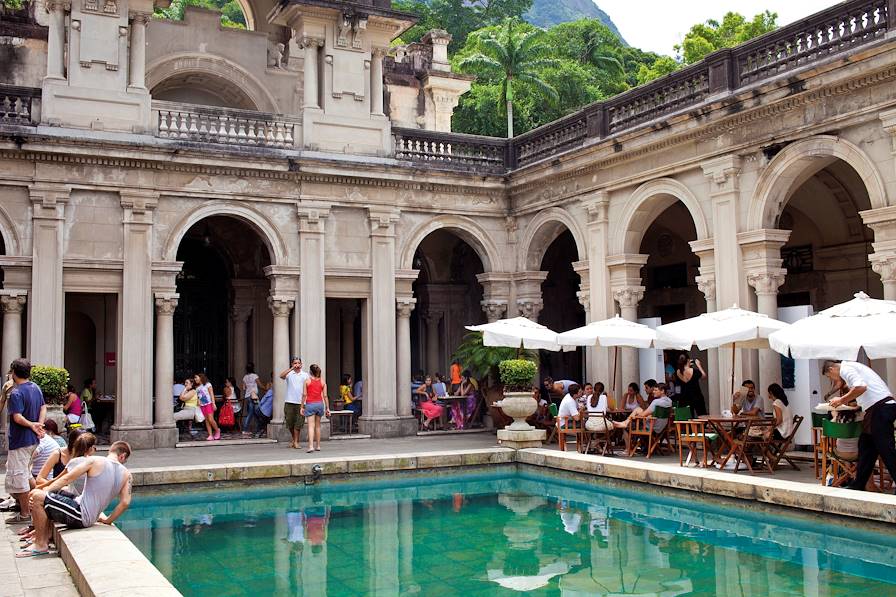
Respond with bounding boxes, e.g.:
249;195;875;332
301;364;330;453
450;360;462;394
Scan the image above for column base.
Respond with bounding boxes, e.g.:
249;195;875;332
110;425;155;450
267;421;288;442
153;425;178;448
358;415;418;438
497;428;546;450
0;430;6;452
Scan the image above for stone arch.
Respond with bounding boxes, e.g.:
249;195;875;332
614;178;710;255
399;215;501;273
0;202;22;255
162;201;288;265
234;0;256;30
749;135;888;230
518;207;587;271
146;53;280;113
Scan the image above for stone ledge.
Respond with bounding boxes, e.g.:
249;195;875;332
55;523;180;597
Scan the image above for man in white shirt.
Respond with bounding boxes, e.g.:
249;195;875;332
557;384;583;428
279;357;310;449
825;360;896;492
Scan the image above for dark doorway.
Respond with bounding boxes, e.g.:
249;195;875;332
539;229;584;383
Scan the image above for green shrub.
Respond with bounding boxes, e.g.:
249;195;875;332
498;359;537;392
30;365;69;405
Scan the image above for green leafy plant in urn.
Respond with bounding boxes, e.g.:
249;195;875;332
496;359;538;431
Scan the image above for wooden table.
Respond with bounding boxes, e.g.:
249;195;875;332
700;416;775;473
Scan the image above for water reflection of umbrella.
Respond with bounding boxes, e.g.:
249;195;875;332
559;565;692;597
769;291;896;359
466;317;566;351
656;306;788;394
486;560;570;592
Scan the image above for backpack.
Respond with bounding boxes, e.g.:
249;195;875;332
218;401;235;427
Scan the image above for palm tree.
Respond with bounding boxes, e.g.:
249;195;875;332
459;20;560;138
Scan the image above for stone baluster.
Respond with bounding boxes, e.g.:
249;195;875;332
153;293;178;447
396;298;416;418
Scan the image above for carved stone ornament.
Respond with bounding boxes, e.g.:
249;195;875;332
746;271;786;295
517;300;543;321
154;295;180;315
612;287;644;308
396;298;417;318
268;296;295;317
337;15;352;48
871;254;896;283
481;301;507;323
230;304;253;323
267;41;285;69
695;275;716;302
0;293;27;314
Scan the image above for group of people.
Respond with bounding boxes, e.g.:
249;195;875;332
413;362;479;431
2;358;133;558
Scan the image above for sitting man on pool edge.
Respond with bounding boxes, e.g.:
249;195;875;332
18;441;132;558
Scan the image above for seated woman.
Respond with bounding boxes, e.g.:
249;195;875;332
173;377;203;437
416;375;445;430
622;382;645;411
453;371;479;429
767;383;794;441
613;383;673;431
585;382;611;433
341;374;361;415
62;384;82;427
35;428;84;487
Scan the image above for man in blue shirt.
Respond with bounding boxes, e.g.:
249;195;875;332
5;358;46;524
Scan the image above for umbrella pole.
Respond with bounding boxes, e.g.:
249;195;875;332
612;346;618;395
730;342;736;396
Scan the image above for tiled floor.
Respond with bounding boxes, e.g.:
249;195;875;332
0;516;79;597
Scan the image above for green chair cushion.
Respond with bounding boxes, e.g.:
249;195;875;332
822;418;861;439
653;406;671;419
673;406;692;421
548;403;559;417
811;412;831;428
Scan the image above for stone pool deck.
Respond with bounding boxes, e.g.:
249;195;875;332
2;432;895;596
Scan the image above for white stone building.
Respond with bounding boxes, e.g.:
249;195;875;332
1;0;896;448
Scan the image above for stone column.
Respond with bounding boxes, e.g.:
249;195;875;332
268;296;294;438
396;297;416;418
128;13;150;89
613;287;645;392
0;291;27;450
477;272;512;322
230;305;252;383
862;205;896;385
584;192;613;394
740;229;790;395
362;208;416;437
113;191;158;449
513;271;548;321
423;310;442;375
45;0;68;80
28;183;68;366
153;293;178;448
691;239;720;413
297;204;329;369
302;37;321;110
370;48;385;116
573;260;591;381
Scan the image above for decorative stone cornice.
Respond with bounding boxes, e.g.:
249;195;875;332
583;190;609;225
154;293;179;315
0;291;28;314
368;207;401;237
396;297;416;318
701;155;742;195
268;296;294;317
296;202;330;234
121;190;159;225
29;182;69;219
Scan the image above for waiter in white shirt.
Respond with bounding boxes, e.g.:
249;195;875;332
824;360;896;492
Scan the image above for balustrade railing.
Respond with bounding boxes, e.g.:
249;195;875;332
606;66;710;134
513;113;587;168
153;101;298;148
735;0;888;85
0;85;39;125
393;127;507;173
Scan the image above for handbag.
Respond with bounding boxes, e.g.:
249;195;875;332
218;401;235;427
79;410;95;431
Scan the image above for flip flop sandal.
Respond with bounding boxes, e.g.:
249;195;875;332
16;525;34;536
15;548;49;558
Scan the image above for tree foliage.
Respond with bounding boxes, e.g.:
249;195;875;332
677;10;778;65
393;0;533;51
153;0;247;29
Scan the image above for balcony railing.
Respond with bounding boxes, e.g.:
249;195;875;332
393;127;507;174
152;101;299;148
0;85;39;125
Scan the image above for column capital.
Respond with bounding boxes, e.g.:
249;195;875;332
480;300;507;323
870;252;896;283
746;270;786;295
268;296;295;317
576;290;590;313
130;11;152;24
516;299;543;321
701;155;742;194
396;297;416;318
153;293;179;315
121;190;159;225
612;287;644;309
29;183;69;218
300;36;325;48
296;202;331;234
582;190;610;224
0;290;28;314
230;304;253;323
695;274;716;303
45;0;71;11
368;207;401;237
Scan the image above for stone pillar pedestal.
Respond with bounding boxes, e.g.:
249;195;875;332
153;293;179;448
496;428;547;449
268;296;294;440
0;291;26;450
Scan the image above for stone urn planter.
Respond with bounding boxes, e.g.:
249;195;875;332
495;392;538;431
45;404;68;430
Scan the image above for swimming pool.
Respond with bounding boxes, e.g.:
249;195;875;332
118;467;896;596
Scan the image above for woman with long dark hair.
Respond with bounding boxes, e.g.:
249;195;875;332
675;353;707;416
767;383;794;440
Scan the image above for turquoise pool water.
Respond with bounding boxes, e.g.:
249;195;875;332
119;468;896;596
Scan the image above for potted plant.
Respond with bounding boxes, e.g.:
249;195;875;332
495;358;538;431
451;332;537;428
30;364;70;428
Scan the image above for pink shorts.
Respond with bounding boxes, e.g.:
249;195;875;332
200;403;215;417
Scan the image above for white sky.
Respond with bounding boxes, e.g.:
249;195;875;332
597;1;841;56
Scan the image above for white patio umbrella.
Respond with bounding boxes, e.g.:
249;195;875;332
769;291;896;360
465;316;565;352
655;306;789;394
556;316;657;392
